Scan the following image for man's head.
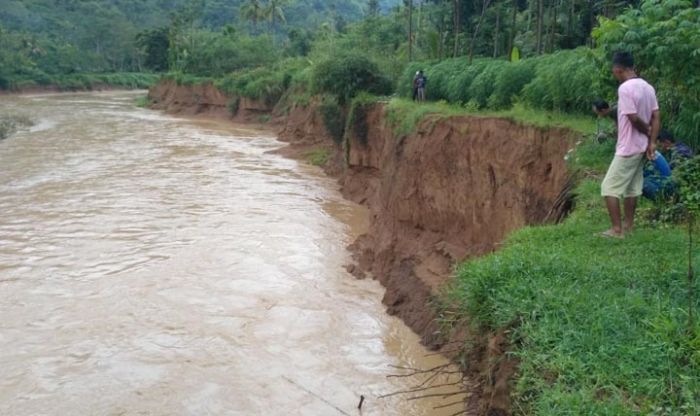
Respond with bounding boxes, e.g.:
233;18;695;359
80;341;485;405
419;70;424;75
612;51;635;82
659;130;675;150
592;99;611;117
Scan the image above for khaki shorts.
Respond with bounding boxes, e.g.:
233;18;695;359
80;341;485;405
601;153;645;198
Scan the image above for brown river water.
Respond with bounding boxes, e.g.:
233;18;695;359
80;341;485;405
0;91;463;416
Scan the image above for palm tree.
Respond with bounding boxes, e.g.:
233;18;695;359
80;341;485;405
264;0;292;37
240;0;264;33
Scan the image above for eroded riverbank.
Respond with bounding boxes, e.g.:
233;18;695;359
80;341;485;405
0;91;464;415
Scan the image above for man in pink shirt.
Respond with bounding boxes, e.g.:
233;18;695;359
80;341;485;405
600;51;660;238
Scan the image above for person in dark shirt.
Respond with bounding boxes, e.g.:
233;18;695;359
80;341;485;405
412;71;420;101
658;130;694;168
416;70;427;102
643;151;674;200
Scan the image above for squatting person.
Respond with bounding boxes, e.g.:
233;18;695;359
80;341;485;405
599;51;660;239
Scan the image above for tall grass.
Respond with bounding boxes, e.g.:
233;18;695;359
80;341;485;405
2;72;159;91
398;48;607;116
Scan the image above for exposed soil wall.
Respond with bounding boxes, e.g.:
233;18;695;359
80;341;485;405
148;80;272;122
342;106;574;343
148;81;578;415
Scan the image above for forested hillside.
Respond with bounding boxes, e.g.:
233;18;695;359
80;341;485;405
0;0;400;87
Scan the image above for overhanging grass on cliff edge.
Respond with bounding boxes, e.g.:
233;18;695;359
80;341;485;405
438;136;700;413
385;98;601;138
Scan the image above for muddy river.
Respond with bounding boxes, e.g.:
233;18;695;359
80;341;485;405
0;91;462;415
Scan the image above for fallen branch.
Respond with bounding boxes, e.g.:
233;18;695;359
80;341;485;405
407;390;465;401
378;379;464;399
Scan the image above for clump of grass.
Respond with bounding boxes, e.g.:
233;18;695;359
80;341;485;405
305;148;330;167
345;92;380;146
135;95;151;108
385;98;464;138
256;114;272;124
318;95;346;144
385;98;598;139
0;114;33;140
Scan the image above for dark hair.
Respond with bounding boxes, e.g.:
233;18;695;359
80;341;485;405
612;51;634;69
593;99;610;111
659;129;675;142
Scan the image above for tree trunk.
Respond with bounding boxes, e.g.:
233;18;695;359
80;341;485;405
547;0;556;52
453;0;460;57
508;0;517;57
408;0;414;61
468;0;492;63
493;7;500;57
536;0;544;54
689;216;695;334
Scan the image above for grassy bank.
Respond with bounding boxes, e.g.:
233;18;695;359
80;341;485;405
2;72;159;92
384;98;603;138
410;99;700;413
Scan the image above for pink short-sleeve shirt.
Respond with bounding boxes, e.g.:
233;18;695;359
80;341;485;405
616;78;659;157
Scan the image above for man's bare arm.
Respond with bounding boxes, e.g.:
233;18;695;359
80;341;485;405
647;110;661;160
627;113;650;136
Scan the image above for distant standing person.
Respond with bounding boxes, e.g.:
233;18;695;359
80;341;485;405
599;51;660;239
417;70;427;102
412;71;420;101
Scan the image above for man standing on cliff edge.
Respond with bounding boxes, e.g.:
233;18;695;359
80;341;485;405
599;51;660;239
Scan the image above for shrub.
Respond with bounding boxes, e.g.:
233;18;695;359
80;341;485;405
445;59;490;104
305;148;330;167
521;48;602;113
488;59;537;109
468;60;509;109
318;95;346;144
346;92;380;146
215;58;310;107
312;53;393;105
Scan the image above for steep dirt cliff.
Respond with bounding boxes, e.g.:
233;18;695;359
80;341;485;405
148;80;272;121
341;105;575;346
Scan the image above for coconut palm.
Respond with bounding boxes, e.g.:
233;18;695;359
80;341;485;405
240;0;264;33
263;0;292;36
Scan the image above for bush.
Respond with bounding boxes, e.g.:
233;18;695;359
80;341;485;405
346;92;380;146
594;0;700;149
468;60;509;109
318;95;346;144
311;53;393;105
488;59;537;109
216;58;310;107
445;59;490;104
521;48;602;113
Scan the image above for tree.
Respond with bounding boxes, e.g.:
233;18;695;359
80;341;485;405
452;0;460;57
135;27;169;71
405;0;414;61
368;0;381;16
240;0;265;33
468;0;493;63
264;0;292;37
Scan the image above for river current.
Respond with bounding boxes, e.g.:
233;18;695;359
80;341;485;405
0;91;461;416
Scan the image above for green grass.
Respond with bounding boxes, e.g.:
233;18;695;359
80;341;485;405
0;114;33;140
438;132;700;413
305;148;330;167
2;72;159;91
134;95;152;108
385;98;601;138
